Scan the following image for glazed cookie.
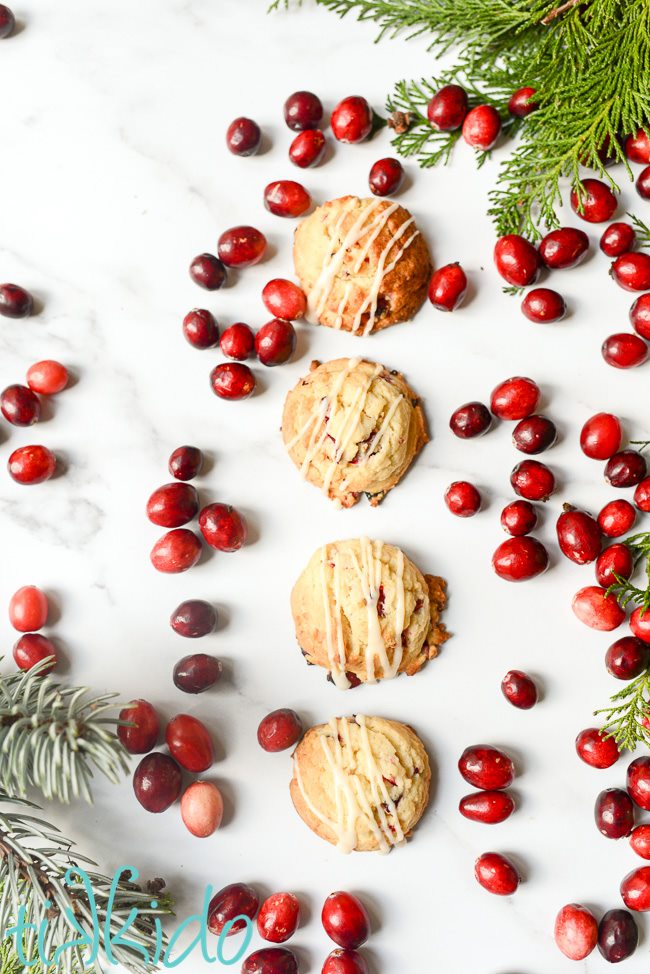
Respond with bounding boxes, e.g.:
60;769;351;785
282;357;428;508
293;195;431;335
290;715;431;853
291;537;448;688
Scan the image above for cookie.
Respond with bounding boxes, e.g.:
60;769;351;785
293;195;431;335
291;537;448;688
282;357;428;508
290;715;431;853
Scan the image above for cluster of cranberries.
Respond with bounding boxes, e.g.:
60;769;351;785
1;357;69;485
8;584;60;674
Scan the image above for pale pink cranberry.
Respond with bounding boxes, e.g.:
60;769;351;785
181;781;224;837
555;904;598;959
26;360;69;395
572;586;625;631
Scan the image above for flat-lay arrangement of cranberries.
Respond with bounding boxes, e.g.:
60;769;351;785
133;752;182;813
572;585;625;631
512;415;556;454
521;287;566;323
511;460;555;501
0;283;33;318
575;728;620;769
570;178;617;223
26;360;68;395
217;226;267;268
539;227;589;269
226;117;262;156
492;536;549;581
258;708;303;752
168;444;203;481
459;790;515;824
458;744;515;790
13;633;57;673
1;384;41;426
166;713;214;772
493;235;540;287
173;653;223;693
427;84;468;130
507;86;538;117
330;96;373;144
180;780;224;837
8;445;56;485
580;412;622;460
284;90;323;131
242;948;298;974
210;362;256;400
255;318;297;366
208;883;259;936
321;949;369;974
598;498;636;537
490;376;540;420
149;528;202;573
146;482;199;528
594;787;634;839
220;322;255;360
501;669;538;709
500;499;537;536
555;904;598;960
257;892;301;943
199;502;247;551
262;279;306;321
368;157;404;197
449;401;491;438
444;480;481;517
598;909;638;963
602;332;649;369
462;105;501;150
322;892;370;949
611;252;650;292
606;637;650;680
289;129;326;168
183;308;220;349
596;544;633;587
189;253;227;290
600;222;636;257
474;852;519;895
605;450;647;488
170;599;217;638
428;263;467;311
117;699;160;754
264;180;311;218
556;506;602;564
9;585;48;632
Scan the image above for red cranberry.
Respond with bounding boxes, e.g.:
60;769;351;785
117;699;160;754
637;164;650;200
218;226;267;268
199;502;247;551
462;105;501;150
512;415;556;454
605;450;647;488
611;252;650;292
458;745;514;790
9;585;48;632
427;84;468;131
289;129;326;168
600;222;636;256
0;283;33;318
595;787;635;839
500;500;537;536
539;227;589;269
631;607;650;644
511;460;555;501
630;825;650;859
474;852;519;895
490;376;540;420
634;477;650;512
226;117;261;157
150;529;202;573
521;288;566;323
575;727;620;769
220;323;255;360
501;669;538;709
598;909;638;963
596;543;633;587
26;360;68;395
181;780;223;837
581;412;622;460
173;653;222;693
331;96;373;144
321;892;370;950
262;280;306;321
321;949;368;974
621;867;650;911
166;713;214;772
13;633;57;674
444;481;481;517
170;600;217;638
493;235;540;287
1;384;41;426
0;5;15;37
208;883;259;937
168;445;203;482
242;948;298;974
555;904;598;959
598;499;636;537
210;362;256;400
264;180;311;218
8;445;56;485
572;585;625;631
133;753;182;813
556;506;602;564
492;536;549;581
146;482;199;528
570;178;617;223
257;893;300;943
257;709;302;752
428;263;467;311
458;790;515;824
606;637;649;679
628;757;650;810
183;308;219;349
631;293;650;340
624;128;650;164
189;253;226;290
255;318;296;366
284;90;323;131
449;401;491;438
368;157;404;197
508;86;538;118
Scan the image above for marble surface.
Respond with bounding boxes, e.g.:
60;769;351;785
2;1;650;971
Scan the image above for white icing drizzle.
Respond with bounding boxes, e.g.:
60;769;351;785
351;217;418;335
320;545;351;691
358;395;404;466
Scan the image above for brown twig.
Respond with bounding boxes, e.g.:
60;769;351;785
541;0;581;25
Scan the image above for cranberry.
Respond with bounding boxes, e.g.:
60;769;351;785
218;226;267;268
631;607;650;644
600;222;636;257
624;128;650;164
596;543;633;587
539;227;589;269
181;780;223;837
368;157;404;197
493;235;540;287
210;362;255;400
581;413;622;460
321;949;368;974
13;633;57;674
262;280;306;321
598;909;638;963
490;376;540;420
606;637;649;680
255;318;296;366
458;745;514;790
458;790;515;824
257;892;300;943
611;252;650;292
508;86;538;118
284;90;323;131
492;536;549;582
444;480;481;517
631;293;650;340
428;263;467;311
521;288;566;323
168;445;203;481
570;178;617;223
8;445;56;485
132;753;182;813
449;401;491;438
264;180;311;218
173;653;222;693
170;600;217;638
26;361;68;395
598;499;636;537
500;500;537;536
117;699;160;754
512;415;556;454
501;669;538;709
634;477;650;512
572;585;625;631
257;709;302;752
208;883;259;937
630;825;650;859
575;727;620;769
321;892;370;950
189;253;226;291
621;867;650;911
462;105;501;150
289;129;326;168
166;713;214;772
146;482;199;528
242;948;298;974
226;117;261;157
331;96;373;144
9;585;48;632
474;852;519;896
199;502;247;551
510;460;555;501
0;5;14;37
183;309;219;349
149;529;202;573
556;506;602;564
555;904;598;960
595;788;634;839
427;84;468;131
637;165;650;200
1;385;41;426
605;450;647;488
219;323;255;361
0;283;33;318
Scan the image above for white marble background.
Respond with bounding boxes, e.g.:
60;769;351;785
1;1;650;971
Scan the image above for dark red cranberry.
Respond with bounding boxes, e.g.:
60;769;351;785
150;529;202;573
264;180;311;218
474;852;519;895
575;727;620;769
630;824;650;859
257;709;302;752
173;653;222;693
508;86;538;118
511;460;555;501
226;117;261;156
13;633;57;674
189;253;226;291
321;892;370;949
630;607;650;644
208;883;259;937
621;867;650;911
444;480;481;517
26;360;68;395
118;699;160;754
580;412;622;459
0;384;41;426
133;753;182;813
262;280;306;321
555;904;598;960
539;227;589;269
611;252;650;292
321;949;368;974
0;5;15;37
289;129;326;168
166;713;214;772
182;308;219;349
449;401;491;438
600;222;636;256
458;745;514;790
606;637;649;680
490;376;540;420
598;499;636;537
368;157;404;197
596;543;633;587
146;482;199;528
170;600;217;638
255;318;296;366
427;84;468;131
8;445;56;485
572;585;625;631
501;669;538;709
0;283;33;318
605;450;647;488
521;288;566;323
330;97;373;144
512;415;556;454
492;536;549;581
598;909;638;963
500;500;537;536
168;445;203;481
428;263;467;311
210;362;256;400
284;90;323;131
570;178;617;223
637;164;650;200
603;333;649;369
595;787;634;838
220;323;255;360
257;893;300;943
635;477;650;512
462;105;501;150
556;506;602;564
9;585;48;633
218;226;266;268
624;128;650;164
242;948;298;974
494;235;539;286
199;502;247;551
458;790;515;824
